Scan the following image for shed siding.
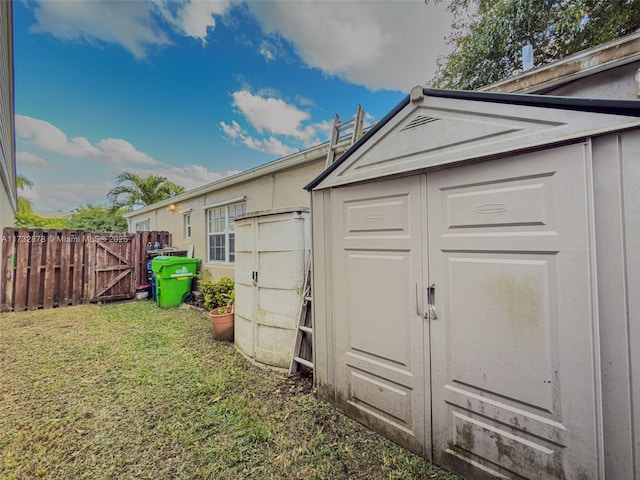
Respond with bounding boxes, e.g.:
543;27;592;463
592;133;636;479
310;189;334;401
620;131;640;478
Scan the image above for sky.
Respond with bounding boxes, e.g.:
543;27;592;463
12;0;454;211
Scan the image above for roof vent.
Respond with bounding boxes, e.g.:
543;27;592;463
400;115;439;132
522;43;534;71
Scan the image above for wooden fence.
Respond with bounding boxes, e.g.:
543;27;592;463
1;228;170;312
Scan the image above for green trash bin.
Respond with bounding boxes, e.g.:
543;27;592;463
151;256;200;308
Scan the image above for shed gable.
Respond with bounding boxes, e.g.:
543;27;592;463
313;88;640;190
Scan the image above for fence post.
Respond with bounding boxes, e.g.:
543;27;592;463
1;227;15;312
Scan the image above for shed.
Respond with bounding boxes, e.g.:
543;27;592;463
234;207;310;368
305;87;640;479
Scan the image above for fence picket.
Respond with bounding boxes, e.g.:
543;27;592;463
14;231;29;311
43;231;58;309
27;229;44;310
72;232;85;305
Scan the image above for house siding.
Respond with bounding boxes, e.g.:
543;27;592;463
0;1;16;231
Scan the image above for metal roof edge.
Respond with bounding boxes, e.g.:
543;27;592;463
421;88;640;117
304;94;411;191
124;141;330;218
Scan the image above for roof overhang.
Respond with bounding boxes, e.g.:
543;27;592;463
481;31;640;94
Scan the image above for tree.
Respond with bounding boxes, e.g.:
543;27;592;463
107;172;185;211
14;175;69;228
67;204;128;232
427;0;640;90
16;174;33;190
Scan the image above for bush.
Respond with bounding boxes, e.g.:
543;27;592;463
199;277;234;311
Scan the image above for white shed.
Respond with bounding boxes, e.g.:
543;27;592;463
234;207;310;368
306;87;640;479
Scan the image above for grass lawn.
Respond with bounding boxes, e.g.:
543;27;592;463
0;301;458;480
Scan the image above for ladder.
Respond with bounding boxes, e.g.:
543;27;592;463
290;259;313;373
325;104;365;168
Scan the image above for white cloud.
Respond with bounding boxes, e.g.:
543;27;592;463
159;0;232;42
247;1;453;91
258;39;277;62
16;151;50;168
127;164;241;191
231;90;313;140
242;136;298;157
97;138;155;166
28;0;235;59
219;120;246;140
29;181;115;211
15;115;156;167
220;118;297;156
221;90;333;155
27;1;452;91
30;0;171;60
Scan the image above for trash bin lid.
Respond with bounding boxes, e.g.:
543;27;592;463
151;256;200;271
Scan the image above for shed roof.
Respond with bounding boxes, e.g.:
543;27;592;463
305;87;640;191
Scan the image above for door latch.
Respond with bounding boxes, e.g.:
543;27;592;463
425;284;437;320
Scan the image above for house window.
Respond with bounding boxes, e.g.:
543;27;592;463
135;220;150;231
184;213;191;239
207;202;245;263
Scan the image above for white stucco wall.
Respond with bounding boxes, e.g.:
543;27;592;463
126;157;325;281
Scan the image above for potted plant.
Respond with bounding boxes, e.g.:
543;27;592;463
200;277;235;342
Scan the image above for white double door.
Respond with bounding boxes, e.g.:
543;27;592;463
331;143;600;479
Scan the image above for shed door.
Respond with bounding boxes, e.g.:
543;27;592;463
332;175;428;456
427;144;601;479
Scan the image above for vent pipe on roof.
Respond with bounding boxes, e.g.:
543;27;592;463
522;43;534;72
411;85;424;103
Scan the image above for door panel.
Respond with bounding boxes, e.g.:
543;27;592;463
427;144;600;479
332;176;428;455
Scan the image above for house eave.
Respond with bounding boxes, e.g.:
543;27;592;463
481;31;640;94
124;140;336;218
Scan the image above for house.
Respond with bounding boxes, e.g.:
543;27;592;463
482;30;640;99
305;36;640;480
124;143;327;280
123;111;362;282
0;1;17;231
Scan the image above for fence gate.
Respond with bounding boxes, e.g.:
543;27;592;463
1;228;170;312
87;234;135;303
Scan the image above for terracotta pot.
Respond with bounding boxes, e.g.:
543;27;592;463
209;305;234;342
